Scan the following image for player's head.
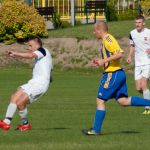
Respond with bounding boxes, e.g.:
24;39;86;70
28;37;43;51
94;21;108;39
135;15;145;32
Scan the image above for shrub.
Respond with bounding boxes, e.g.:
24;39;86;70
0;0;48;44
52;13;62;29
106;1;117;21
75;20;82;26
141;0;150;19
117;10;138;21
52;13;72;29
61;21;72;28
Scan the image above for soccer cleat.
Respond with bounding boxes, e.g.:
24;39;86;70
142;109;150;115
16;123;31;131
82;128;100;135
0;120;10;131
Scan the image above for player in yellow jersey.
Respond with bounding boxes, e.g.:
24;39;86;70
82;21;150;135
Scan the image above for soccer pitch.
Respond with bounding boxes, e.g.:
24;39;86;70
0;68;149;150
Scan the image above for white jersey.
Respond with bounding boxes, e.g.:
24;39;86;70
129;28;150;66
32;48;52;84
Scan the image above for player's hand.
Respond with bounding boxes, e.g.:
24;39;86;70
126;56;132;64
91;59;99;68
146;49;150;55
92;59;105;67
6;50;16;57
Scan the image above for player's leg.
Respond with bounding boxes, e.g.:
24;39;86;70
82;98;106;135
140;77;150;114
82;72;115;135
0;89;28;130
117;96;150;107
16;94;31;131
135;66;150;114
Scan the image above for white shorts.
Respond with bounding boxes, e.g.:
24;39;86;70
134;65;150;80
20;79;49;103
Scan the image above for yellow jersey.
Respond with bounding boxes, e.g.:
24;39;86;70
102;34;124;72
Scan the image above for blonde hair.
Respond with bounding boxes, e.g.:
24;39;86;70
94;21;108;32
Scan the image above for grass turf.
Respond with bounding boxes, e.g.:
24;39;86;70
48;20;150;39
0;68;149;150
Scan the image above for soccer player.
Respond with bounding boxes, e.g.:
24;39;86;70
127;15;150;114
82;21;150;136
0;37;52;131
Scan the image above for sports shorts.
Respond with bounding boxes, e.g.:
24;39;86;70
97;69;128;101
20;79;49;103
134;65;150;80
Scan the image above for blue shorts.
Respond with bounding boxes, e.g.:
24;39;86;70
97;69;128;101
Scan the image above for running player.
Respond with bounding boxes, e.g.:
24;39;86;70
0;37;52;131
82;21;150;135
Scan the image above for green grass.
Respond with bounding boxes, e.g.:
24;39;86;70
48;20;150;39
0;67;149;150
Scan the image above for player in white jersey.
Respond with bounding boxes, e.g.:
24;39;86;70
0;37;52;131
127;15;150;114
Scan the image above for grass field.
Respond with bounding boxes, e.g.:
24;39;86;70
0;67;149;150
48;20;150;39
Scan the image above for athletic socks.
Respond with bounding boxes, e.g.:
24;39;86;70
93;109;105;133
131;96;150;106
18;108;28;125
143;89;150;110
4;103;17;124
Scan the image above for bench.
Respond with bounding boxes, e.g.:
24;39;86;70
36;7;55;20
85;0;106;23
75;0;106;23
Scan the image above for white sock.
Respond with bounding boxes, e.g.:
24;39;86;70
143;89;150;110
19;108;28;125
19;108;28;119
4;103;17;124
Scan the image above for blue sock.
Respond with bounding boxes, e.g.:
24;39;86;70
131;96;150;106
93;109;105;133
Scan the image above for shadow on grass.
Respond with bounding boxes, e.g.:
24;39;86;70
34;127;71;131
102;130;141;136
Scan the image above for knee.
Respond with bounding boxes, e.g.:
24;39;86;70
117;98;130;107
96;98;105;109
16;101;25;110
136;87;142;93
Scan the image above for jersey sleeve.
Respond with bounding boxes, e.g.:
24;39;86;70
104;36;124;54
129;33;134;45
34;48;46;59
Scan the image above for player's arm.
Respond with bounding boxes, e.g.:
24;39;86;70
7;50;36;59
127;45;134;64
127;34;135;64
93;51;124;67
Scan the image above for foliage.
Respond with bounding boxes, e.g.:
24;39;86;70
106;0;117;21
141;0;150;19
75;20;82;26
117;10;138;21
0;0;48;44
52;13;62;29
61;21;72;28
52;13;72;29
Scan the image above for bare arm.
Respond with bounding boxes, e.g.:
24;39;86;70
7;51;36;59
93;52;124;67
126;45;134;64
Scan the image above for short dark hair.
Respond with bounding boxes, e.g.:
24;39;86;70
135;15;145;21
28;37;43;47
